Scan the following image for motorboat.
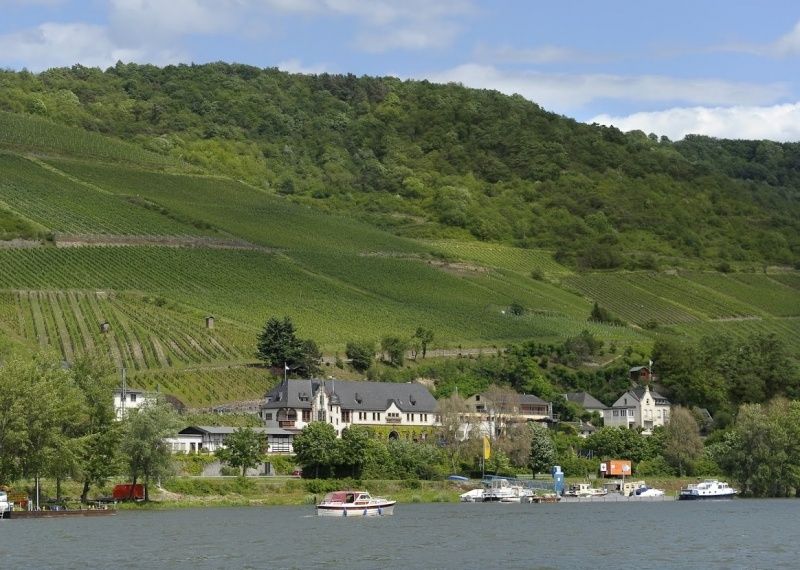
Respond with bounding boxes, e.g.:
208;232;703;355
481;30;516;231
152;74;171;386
315;491;395;516
459;488;485;502
565;483;607;498
482;478;534;503
678;479;737;500
0;492;8;518
634;485;665;497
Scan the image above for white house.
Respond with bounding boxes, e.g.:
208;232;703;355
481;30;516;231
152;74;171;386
603;384;671;433
166;426;295;454
259;379;439;451
463;392;553;439
112;388;156;420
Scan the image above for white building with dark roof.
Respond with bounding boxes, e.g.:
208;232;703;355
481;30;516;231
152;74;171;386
259;379;439;448
603;384;671;434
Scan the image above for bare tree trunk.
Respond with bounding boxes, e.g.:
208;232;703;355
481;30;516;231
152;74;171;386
81;480;90;503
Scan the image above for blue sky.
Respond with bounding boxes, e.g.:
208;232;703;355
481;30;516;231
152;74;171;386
1;0;799;141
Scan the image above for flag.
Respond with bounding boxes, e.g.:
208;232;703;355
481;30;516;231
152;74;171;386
284;363;290;371
483;435;491;460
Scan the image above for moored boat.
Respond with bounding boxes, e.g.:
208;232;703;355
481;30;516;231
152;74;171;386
678;479;737;500
459;488;484;502
315;491;395;517
482;478;534;503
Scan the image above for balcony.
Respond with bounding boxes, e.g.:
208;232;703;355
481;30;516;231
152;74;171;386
385;417;401;424
278;420;296;428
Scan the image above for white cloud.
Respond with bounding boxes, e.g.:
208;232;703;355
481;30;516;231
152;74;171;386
474;44;598;65
0;22;182;70
108;0;239;43
426;64;788;113
262;0;472;51
772;20;800;56
590;103;800;142
276;58;328;75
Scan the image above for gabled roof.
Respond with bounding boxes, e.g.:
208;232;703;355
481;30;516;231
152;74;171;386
564;392;606;410
629;366;650;373
262;379;437;413
178;426;290;436
630;386;670;405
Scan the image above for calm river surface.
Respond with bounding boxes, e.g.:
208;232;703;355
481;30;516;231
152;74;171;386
1;500;798;569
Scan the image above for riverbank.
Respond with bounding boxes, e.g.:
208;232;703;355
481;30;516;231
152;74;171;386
6;475;714;511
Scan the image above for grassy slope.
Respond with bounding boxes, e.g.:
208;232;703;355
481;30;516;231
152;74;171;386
0;121;797;406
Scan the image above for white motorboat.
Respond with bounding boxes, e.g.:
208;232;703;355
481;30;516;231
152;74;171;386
459;488;485;502
315;490;395;516
0;491;9;518
482;478;534;503
634;485;665;497
678;480;737;500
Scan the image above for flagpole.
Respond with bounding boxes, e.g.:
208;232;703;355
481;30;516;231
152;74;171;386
284;362;287;383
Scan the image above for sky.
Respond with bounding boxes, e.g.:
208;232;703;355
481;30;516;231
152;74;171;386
1;0;799;141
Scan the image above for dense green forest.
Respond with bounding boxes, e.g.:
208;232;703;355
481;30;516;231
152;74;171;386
1;62;798;269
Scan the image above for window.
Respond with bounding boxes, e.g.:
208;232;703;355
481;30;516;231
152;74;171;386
130;393;137;403
264;413;273;421
342;410;351;423
372;412;381;421
613;410;619;417
628;409;634;417
302;410;311;422
317;411;326;422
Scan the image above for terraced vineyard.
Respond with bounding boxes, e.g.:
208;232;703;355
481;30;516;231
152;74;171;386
0;154;212;236
562;273;702;325
46;158;422;255
684;272;800;317
0;121;796;405
0;111;177;168
131;366;275;408
425;239;573;277
0;290;250;371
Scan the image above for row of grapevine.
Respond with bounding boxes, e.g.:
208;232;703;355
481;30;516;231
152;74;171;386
0;289;250;370
562;273;701;325
627;273;759;320
130;366;274;408
0;154;209;236
685;272;800;317
424;239;573;277
0;111;177;167
48;157;422;255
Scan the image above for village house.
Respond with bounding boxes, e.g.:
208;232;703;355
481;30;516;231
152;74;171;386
258;379;439;452
463;391;553;438
603;384;671;433
112;388;155;420
563;391;607;416
166;425;295;454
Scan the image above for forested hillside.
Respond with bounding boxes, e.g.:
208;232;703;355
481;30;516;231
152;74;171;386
0;63;798;412
1;63;798;269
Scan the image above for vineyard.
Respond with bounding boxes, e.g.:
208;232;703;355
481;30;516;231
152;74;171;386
0;154;210;236
424;239;573;278
0;120;797;406
683;272;800;317
45;158;423;255
130;366;276;408
0;111;178;168
0;289;251;371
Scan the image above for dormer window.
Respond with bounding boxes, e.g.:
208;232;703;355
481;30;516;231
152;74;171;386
355;392;362;404
476;395;481;401
410;394;417;405
624;398;627;405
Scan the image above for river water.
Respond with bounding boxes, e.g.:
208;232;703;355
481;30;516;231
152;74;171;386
1;500;798;569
